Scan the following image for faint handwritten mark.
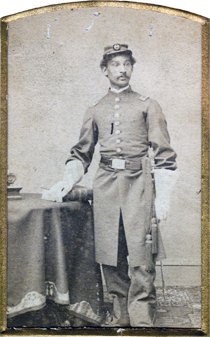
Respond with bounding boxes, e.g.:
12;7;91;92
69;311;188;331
47;24;51;39
85;12;100;31
93;12;100;17
85;21;94;31
149;23;154;37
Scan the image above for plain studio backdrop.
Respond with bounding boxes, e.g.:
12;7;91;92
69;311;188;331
7;5;201;285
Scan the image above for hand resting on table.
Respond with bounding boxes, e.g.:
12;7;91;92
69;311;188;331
41;160;84;202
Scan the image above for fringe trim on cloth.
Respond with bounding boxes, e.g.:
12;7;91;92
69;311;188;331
7;282;69;318
45;281;69;304
7;291;46;318
68;301;102;325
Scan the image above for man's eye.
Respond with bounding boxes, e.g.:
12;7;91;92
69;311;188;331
125;62;131;66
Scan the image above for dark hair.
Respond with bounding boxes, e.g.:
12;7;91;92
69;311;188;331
100;51;136;69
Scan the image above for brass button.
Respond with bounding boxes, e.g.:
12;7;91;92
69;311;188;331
116;148;122;153
114;112;120;118
114;121;120;126
115;130;120;135
115;104;120;109
115;97;120;102
116;139;121;144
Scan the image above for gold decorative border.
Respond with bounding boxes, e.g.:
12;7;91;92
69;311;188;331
0;1;208;24
0;1;209;336
201;20;210;337
0;19;8;334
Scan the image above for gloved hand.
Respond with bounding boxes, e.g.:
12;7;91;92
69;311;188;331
154;169;178;221
41;160;84;202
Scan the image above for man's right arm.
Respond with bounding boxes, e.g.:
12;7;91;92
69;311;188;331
42;108;98;202
66;108;98;173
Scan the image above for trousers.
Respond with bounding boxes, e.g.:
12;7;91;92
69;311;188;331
102;217;156;327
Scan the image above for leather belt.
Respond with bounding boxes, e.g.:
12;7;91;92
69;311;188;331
100;156;143;171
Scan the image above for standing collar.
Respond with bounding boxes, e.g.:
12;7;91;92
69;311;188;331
110;85;130;94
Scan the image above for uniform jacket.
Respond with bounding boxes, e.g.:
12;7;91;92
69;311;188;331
67;86;177;267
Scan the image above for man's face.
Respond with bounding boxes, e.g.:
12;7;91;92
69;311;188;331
102;54;133;89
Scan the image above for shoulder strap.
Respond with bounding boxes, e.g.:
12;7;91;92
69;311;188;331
139;94;149;102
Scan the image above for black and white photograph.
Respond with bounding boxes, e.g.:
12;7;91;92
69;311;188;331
1;1;209;331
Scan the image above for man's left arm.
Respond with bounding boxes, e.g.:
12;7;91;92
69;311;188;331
146;99;178;220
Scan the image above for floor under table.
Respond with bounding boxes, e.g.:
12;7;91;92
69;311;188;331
7;286;201;329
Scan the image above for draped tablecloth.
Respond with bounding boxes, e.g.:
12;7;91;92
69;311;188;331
7;194;103;325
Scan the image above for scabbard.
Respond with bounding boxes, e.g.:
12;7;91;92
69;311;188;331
145;234;153;272
142;157;158;271
142;157;153;234
151;218;158;254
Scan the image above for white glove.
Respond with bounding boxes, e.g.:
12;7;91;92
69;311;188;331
154;169;178;221
41;160;84;202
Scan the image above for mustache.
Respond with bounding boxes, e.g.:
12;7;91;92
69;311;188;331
117;74;129;80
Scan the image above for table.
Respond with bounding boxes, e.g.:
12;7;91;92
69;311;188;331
7;194;103;326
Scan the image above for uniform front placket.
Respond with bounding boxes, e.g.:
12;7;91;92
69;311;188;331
113;96;122;157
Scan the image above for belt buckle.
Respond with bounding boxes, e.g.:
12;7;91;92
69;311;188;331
112;158;125;170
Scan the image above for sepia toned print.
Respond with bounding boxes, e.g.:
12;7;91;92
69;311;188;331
1;2;209;334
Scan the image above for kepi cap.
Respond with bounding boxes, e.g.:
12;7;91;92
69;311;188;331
103;44;132;56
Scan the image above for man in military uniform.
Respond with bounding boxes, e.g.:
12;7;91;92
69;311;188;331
44;44;177;327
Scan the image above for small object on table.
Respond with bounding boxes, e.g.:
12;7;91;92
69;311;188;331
7;172;22;200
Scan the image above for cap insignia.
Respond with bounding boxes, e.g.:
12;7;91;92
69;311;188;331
113;44;121;51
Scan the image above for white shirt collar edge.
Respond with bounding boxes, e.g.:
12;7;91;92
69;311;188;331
110;85;130;94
